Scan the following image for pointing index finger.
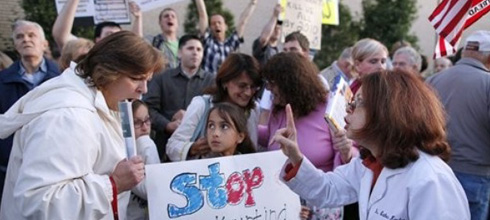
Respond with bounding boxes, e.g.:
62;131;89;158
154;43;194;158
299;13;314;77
285;104;296;132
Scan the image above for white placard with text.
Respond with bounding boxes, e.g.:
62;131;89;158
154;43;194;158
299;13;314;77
146;151;301;220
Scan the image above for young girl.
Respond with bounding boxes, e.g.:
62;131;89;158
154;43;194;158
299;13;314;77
127;99;160;220
205;103;255;157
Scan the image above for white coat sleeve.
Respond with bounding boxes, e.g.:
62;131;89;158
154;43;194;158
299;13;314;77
13;109;114;219
408;172;470;219
282;157;361;208
166;96;206;161
132;135;160;199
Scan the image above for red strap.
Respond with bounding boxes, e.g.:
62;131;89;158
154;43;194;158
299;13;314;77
109;176;119;220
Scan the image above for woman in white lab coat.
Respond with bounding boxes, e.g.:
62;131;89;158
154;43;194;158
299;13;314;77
273;69;470;219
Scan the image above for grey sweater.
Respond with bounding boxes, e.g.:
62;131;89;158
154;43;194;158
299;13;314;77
426;57;490;176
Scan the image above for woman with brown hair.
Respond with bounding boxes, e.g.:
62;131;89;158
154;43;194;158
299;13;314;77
0;31;164;220
273;69;470;219
260;52;355;219
166;53;263;161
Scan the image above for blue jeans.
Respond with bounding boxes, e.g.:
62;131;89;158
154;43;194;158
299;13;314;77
454;171;490;220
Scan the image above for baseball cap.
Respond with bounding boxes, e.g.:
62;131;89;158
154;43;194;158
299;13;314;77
465;30;490;52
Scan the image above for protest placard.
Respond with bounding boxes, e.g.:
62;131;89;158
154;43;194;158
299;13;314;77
322;0;339;25
135;0;186;12
146;151;301;220
54;0;130;24
281;0;323;50
324;75;352;133
55;0;95;17
93;0;131;24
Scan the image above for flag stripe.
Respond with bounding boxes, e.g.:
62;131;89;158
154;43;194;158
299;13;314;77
430;0;488;58
435;0;470;35
431;0;460;29
429;0;449;21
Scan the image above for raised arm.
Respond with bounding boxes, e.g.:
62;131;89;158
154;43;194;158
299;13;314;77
236;0;257;38
258;4;282;47
52;0;79;50
195;0;208;36
129;1;143;37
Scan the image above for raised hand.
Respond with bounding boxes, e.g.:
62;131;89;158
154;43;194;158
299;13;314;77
165;120;181;134
171;109;186;122
129;1;141;18
332;129;353;163
272;104;303;165
189;137;211;157
273;3;283;17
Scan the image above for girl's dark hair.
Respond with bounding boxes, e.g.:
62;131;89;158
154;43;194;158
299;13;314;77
207;103;255;154
204;53;263;111
261;52;327;118
131;99;148;114
354;69;450;169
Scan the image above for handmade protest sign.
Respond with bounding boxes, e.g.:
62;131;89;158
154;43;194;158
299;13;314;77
322;0;339;25
146;151;301;220
55;0;95;17
93;0;131;24
134;0;186;12
281;0;323;50
54;0;130;24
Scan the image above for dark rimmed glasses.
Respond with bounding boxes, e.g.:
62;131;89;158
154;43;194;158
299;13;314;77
347;97;364;112
134;117;151;129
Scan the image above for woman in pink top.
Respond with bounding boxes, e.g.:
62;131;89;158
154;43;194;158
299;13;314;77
258;53;356;219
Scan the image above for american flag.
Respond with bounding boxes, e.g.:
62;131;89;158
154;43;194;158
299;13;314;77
429;0;490;58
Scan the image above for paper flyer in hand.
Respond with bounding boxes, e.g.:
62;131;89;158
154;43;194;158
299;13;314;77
119;100;137;158
324;75;353;133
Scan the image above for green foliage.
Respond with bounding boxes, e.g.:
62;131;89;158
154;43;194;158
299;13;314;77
184;0;235;36
313;2;360;70
359;0;418;53
21;0;94;56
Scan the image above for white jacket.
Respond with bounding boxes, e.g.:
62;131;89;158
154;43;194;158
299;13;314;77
284;151;470;220
0;63;129;220
166;95;260;161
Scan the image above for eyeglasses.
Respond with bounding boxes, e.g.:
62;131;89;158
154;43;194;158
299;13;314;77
347;97;364;112
232;81;260;93
134;117;151;129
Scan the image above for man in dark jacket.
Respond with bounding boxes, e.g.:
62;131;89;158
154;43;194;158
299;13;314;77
0;20;60;204
144;34;214;162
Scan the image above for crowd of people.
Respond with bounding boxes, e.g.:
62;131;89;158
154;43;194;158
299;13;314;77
0;1;489;220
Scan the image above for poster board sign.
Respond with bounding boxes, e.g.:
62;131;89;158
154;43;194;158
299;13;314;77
54;0;130;24
135;0;186;12
55;0;95;17
322;0;339;25
281;0;323;50
146;151;301;220
93;0;131;24
324;75;352;133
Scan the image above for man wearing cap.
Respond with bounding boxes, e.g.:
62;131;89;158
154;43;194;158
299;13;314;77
426;30;490;220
